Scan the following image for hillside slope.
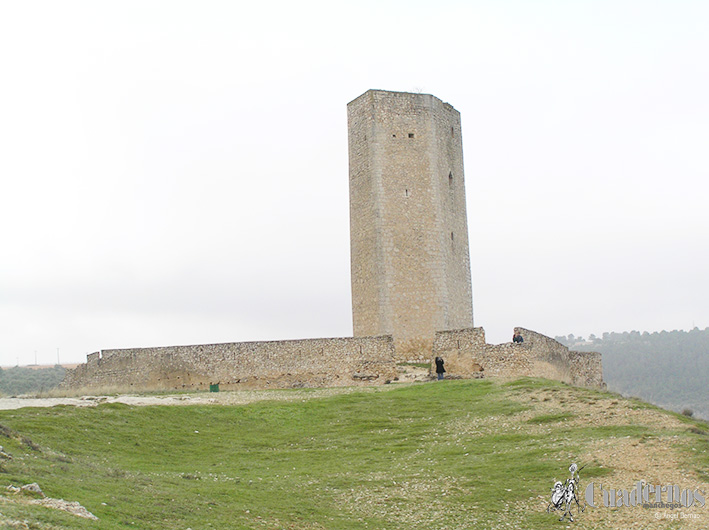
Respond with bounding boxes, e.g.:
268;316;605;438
0;379;707;529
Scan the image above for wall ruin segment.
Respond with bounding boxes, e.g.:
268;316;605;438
432;327;603;387
65;327;603;391
64;336;397;391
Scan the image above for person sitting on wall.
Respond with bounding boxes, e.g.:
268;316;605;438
435;356;446;380
513;332;524;344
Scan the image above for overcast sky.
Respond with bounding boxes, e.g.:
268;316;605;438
1;1;707;367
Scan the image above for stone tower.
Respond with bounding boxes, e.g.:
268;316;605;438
347;89;474;357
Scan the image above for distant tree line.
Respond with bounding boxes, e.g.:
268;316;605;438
555;327;709;420
0;366;66;396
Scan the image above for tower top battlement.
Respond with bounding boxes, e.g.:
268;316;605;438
348;89;456;108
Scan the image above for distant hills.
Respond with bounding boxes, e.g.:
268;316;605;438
0;365;66;396
555;327;709;420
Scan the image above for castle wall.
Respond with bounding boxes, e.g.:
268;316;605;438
348;90;473;357
432;328;536;379
65;327;603;391
63;335;397;391
432;327;604;387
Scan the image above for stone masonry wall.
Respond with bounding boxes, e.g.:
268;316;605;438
63;335;397;391
432;327;604;387
513;327;573;383
64;327;602;391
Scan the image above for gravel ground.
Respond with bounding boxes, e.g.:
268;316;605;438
508;387;709;529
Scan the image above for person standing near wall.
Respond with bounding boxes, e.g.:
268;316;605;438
435;357;446;380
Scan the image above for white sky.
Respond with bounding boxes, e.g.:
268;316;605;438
1;0;707;367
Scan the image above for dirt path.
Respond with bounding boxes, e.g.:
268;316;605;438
0;385;400;410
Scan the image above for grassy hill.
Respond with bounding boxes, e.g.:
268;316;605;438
0;379;707;529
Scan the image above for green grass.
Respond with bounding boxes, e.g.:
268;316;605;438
0;379;706;529
526;412;576;424
396;362;431;369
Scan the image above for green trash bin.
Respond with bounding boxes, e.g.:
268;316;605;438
209;383;219;393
